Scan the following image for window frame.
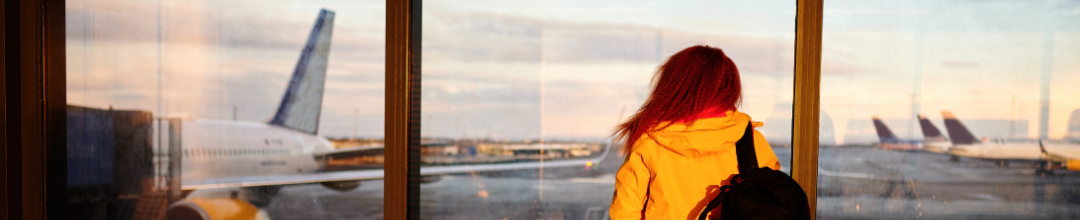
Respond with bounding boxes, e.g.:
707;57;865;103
6;0;68;219
792;0;823;215
383;0;824;219
9;0;822;218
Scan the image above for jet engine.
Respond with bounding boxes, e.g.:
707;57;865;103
320;180;362;192
167;198;269;220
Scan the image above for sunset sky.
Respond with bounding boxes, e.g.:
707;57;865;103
66;0;1080;144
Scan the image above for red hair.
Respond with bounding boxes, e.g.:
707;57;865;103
613;45;742;157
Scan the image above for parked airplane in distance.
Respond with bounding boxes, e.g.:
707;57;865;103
941;111;1041;165
1037;111;1080;171
1039;141;1080;171
872;117;922;151
918;114;952;155
167;9;609;219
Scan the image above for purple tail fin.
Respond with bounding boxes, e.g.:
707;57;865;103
872;117;898;143
942;111;978;145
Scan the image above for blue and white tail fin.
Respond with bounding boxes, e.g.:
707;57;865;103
918;114;947;142
872;117;898;143
942;111;978;145
269;9;335;134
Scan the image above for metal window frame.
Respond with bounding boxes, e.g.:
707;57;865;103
793;0;824;217
385;0;421;219
5;0;68;219
384;0;824;219
10;0;819;218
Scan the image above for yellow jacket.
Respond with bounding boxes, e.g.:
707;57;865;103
609;111;782;220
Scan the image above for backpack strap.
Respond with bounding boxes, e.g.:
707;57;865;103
735;121;758;173
697;121;758;220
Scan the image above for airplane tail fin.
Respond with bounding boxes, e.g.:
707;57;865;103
269;9;335;134
1040;140;1070;162
942;111;978;145
872;117;898;143
1040;140;1048;154
918;114;946;142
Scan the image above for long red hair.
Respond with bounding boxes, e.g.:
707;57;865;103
613;45;742;157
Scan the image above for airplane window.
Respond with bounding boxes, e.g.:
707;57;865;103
818;1;1080;218
418;0;795;219
65;0;387;218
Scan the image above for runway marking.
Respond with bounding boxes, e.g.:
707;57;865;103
818;167;876;179
569;174;615;184
533;184;555;190
468;169;490;198
964;193;1002;201
569;178;616;184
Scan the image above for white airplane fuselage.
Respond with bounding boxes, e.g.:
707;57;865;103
1043;143;1080;159
924;141;952;154
179;119;334;184
948;143;1040;161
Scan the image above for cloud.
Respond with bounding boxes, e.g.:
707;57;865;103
422;10;796;74
66;0;384;55
420;78;642;139
941;60;980;69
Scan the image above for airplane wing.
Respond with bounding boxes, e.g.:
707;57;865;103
182;169;385;190
1037;141;1080;171
314;145;385;158
182;142;614;190
1039;140;1071;162
419;156;603;175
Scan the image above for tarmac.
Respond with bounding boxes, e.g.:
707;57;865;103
265;146;1080;219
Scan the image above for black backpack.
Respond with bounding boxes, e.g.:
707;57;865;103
698;122;811;220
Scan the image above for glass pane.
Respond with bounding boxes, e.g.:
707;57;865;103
420;0;796;218
65;0;386;218
819;1;1080;219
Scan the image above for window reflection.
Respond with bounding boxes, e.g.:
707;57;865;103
66;0;386;219
819;1;1080;219
420;0;795;219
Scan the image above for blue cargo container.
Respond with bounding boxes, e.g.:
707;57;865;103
67;108;116;187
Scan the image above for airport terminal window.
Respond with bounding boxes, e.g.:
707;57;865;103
64;0;387;218
418;0;796;218
818;1;1080;219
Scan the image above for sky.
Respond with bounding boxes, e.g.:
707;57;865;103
66;0;1080;144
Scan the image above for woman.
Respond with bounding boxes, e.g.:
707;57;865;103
609;45;782;220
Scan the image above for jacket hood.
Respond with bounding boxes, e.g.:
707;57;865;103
644;110;761;158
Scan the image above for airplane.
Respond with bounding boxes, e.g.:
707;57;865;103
1037;111;1080;171
941;111;1042;166
872;117;922;151
941;111;1080;171
1038;141;1080;171
167;9;611;219
918;114;953;154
